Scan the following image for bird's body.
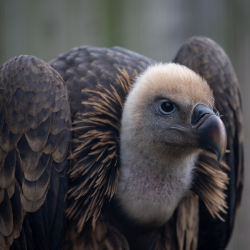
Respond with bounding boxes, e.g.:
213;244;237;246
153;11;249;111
0;37;243;250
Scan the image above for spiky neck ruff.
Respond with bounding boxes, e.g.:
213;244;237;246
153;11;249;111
67;63;228;235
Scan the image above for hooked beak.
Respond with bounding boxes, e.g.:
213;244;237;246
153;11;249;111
191;104;227;162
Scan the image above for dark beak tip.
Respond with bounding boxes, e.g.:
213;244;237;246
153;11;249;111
216;148;225;163
215;120;227;162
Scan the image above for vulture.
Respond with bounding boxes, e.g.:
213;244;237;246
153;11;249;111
0;36;243;250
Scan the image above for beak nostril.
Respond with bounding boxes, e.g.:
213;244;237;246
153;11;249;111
191;104;215;126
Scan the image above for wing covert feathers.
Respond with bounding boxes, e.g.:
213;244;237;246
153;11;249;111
0;55;71;249
63;216;129;250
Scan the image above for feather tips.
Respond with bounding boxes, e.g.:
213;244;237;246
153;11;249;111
0;55;71;249
66;69;135;232
193;151;229;220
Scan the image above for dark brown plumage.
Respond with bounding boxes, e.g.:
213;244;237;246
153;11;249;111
173;37;244;249
0;55;71;249
0;37;243;250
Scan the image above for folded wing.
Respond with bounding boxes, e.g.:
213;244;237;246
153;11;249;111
0;55;71;249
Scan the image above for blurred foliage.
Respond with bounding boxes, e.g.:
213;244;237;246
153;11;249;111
100;0;122;47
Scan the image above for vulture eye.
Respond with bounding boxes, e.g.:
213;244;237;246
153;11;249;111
160;101;176;114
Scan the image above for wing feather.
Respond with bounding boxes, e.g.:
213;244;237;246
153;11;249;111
173;36;244;250
0;55;71;249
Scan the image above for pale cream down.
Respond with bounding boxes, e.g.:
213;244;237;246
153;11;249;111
116;63;214;225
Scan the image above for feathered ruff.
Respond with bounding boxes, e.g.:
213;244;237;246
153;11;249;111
66;68;229;233
193;151;229;220
66;69;136;232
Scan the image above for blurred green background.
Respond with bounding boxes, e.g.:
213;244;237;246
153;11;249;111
0;0;249;249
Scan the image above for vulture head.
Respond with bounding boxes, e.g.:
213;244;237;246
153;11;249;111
117;63;227;226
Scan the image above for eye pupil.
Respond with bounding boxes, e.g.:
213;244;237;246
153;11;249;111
160;102;175;113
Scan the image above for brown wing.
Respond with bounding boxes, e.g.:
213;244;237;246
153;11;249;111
173;36;244;249
0;55;71;249
49;46;155;234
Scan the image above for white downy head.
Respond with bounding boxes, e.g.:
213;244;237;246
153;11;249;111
116;63;213;225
